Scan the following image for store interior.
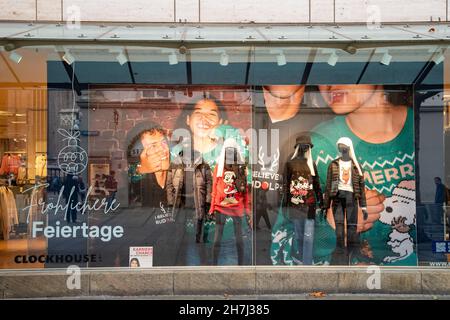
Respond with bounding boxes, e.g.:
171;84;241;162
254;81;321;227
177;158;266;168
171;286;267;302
0;49;48;268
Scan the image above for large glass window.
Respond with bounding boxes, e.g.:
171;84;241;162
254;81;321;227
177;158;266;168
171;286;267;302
0;43;448;268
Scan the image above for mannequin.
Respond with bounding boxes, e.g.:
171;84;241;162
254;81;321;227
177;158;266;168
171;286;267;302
323;137;368;265
284;134;323;265
209;138;250;265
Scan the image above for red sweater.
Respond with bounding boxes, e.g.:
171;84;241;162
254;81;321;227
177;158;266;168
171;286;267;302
209;166;250;217
0;155;20;175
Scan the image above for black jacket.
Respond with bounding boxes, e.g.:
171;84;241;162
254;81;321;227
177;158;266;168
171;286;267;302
166;154;212;220
323;158;367;209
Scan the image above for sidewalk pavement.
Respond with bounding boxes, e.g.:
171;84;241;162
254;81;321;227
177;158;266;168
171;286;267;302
10;294;450;300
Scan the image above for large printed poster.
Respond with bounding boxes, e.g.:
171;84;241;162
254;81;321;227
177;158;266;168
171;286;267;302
257;85;417;266
87;86;253;267
22;83;418;268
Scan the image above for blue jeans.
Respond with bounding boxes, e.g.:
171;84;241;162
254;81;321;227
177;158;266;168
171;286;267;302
214;227;252;266
292;217;315;265
292;216;306;260
184;236;206;265
302;219;315;265
183;212;253;266
179;213;209;266
213;213;244;265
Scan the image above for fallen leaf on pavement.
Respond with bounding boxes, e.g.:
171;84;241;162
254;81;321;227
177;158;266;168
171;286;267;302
310;291;326;298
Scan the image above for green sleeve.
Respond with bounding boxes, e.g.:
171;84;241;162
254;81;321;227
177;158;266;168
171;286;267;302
214;124;251;183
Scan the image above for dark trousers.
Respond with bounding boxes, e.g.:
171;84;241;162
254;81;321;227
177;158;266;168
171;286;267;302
292;215;306;256
213;212;244;265
65;198;78;223
255;208;271;229
331;190;359;265
196;218;208;243
175;208;208;266
255;193;271;229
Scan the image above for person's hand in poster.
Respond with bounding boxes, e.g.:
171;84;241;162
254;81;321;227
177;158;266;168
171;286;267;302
137;129;170;174
323;188;384;232
357;189;385;232
207;210;216;222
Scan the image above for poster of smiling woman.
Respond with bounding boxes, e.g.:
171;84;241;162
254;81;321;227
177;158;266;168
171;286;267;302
84;86;252;267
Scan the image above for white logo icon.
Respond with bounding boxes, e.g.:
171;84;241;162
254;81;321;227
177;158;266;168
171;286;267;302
258;147;280;172
66;265;81;290
366;266;381;290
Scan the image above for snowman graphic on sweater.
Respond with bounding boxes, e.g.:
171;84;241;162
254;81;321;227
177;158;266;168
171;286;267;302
378;180;416;264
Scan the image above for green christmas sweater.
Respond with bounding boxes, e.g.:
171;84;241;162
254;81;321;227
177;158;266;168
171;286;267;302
271;107;417;266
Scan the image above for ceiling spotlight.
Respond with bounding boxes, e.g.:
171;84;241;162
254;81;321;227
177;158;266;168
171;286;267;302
62;50;75;65
432;52;445;65
269;49;287;66
9;51;22;64
4;43;16;52
344;45;357;55
168;52;178;65
327;50;338;66
380;51;392;66
178;45;187;54
276;52;287;66
116;51;128;65
219;52;229;66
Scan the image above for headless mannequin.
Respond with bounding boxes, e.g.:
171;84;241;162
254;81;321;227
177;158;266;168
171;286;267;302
286;142;322;265
298;144;315;265
337;143;368;219
212;147;246;265
195;157;209;244
326;143;367;265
